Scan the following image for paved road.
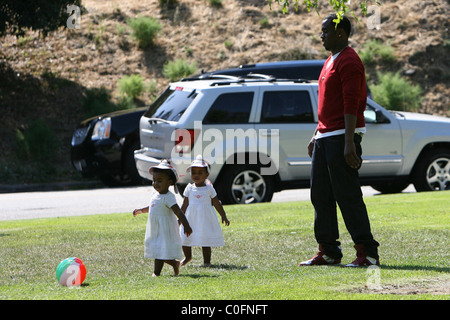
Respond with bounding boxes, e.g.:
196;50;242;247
0;185;417;221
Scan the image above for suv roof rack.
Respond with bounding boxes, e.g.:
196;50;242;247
181;72;311;83
180;74;240;81
209;77;311;87
244;73;276;80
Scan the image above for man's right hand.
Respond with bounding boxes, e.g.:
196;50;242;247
308;137;315;158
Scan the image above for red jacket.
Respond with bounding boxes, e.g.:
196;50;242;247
317;46;367;134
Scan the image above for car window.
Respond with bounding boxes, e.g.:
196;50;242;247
143;87;197;121
203;92;254;124
261;90;314;123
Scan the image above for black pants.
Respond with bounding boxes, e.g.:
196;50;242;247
310;134;379;260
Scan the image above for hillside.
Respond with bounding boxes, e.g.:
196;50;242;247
0;0;449;185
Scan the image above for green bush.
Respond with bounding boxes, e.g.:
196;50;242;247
116;96;137;110
147;79;159;100
163;59;198;81
15;119;56;161
359;39;397;66
207;0;222;7
224;39;233;50
82;87;117;117
259;16;270;28
128;16;161;48
118;74;144;100
371;71;422;112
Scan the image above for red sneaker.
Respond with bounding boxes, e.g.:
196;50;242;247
345;244;380;267
299;249;341;266
345;256;379;267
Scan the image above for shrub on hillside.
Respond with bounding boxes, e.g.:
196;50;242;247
371;71;422;112
82;87;117;117
118;74;144;100
128;16;161;48
207;0;222;7
163;59;198;81
359;39;397;66
15;119;56;161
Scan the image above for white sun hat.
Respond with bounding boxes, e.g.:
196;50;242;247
186;155;211;173
149;159;179;182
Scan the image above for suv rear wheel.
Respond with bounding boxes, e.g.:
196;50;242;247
413;148;450;191
217;165;274;205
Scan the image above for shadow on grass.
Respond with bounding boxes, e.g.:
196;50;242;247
207;264;249;271
304;263;449;273
178;264;249;278
178;274;219;279
379;264;450;273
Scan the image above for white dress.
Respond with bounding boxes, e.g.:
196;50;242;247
180;183;225;247
144;191;183;260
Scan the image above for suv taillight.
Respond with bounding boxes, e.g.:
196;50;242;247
174;129;199;155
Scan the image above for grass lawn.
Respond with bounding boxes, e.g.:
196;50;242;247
0;191;449;301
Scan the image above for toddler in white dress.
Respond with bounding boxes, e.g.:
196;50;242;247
133;160;192;276
180;155;230;266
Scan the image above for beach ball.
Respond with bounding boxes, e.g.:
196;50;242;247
56;257;86;287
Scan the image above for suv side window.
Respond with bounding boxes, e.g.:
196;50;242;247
203;92;254;124
261;91;314;123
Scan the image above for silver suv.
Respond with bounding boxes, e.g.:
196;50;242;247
135;76;450;204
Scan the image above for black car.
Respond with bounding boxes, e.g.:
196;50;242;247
71;107;147;186
72;59;364;186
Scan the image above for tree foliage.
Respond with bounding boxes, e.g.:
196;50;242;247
267;0;381;23
0;0;82;37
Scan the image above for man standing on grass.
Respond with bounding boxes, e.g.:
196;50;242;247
299;14;380;267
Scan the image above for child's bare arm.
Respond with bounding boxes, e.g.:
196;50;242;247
212;197;230;226
181;197;189;213
133;206;149;217
171;204;192;236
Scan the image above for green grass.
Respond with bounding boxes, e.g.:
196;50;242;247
1;191;449;300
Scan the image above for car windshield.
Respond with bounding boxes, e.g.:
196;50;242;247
143;87;197;122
